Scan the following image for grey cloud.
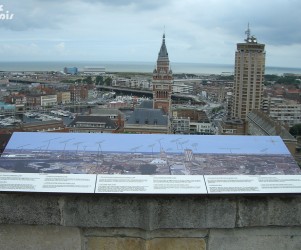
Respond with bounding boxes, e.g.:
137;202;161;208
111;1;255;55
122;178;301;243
0;0;166;31
0;0;300;66
216;1;301;46
182;0;301;46
82;0;168;10
0;0;74;31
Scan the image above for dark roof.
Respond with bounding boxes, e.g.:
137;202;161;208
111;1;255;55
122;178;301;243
126;108;168;125
158;33;169;59
90;108;124;116
138;100;153;109
247;110;295;140
69;115;117;129
22;120;64;128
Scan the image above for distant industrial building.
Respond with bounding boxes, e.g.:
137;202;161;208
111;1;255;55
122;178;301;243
81;66;106;75
63;67;78;75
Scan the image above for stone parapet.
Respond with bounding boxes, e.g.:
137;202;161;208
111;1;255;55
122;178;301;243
1;193;301;249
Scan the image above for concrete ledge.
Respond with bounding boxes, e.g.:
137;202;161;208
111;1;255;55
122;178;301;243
237;196;301;227
62;195;237;230
1;193;301;230
0;224;82;250
86;237;206;250
208;227;301;250
0;193;61;225
83;228;209;239
84;228;208;250
1;225;301;250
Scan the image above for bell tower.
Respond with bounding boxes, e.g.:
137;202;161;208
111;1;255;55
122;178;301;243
152;33;173;114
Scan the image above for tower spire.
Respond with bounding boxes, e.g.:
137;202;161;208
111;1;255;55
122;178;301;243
158;32;168;59
152;33;173;115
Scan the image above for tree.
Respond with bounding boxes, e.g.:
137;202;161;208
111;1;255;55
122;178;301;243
289;124;301;137
83;76;93;85
104;77;112;86
95;75;104;85
211;106;224;114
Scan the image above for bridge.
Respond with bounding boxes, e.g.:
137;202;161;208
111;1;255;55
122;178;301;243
8;78;205;104
96;86;205;104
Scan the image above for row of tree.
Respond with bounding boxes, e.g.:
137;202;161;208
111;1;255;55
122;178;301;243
95;76;112;86
264;75;301;87
289;124;301;137
61;76;113;86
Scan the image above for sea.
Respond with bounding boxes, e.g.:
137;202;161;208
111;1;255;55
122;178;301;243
0;61;301;75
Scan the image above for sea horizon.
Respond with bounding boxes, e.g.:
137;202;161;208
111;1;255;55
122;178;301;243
0;61;301;75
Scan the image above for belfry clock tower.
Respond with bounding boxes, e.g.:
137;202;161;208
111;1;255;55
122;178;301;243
152;33;173;114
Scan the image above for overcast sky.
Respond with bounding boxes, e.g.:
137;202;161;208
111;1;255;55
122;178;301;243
0;0;301;68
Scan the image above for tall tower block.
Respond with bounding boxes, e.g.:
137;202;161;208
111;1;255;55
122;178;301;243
232;25;266;121
152;33;173;114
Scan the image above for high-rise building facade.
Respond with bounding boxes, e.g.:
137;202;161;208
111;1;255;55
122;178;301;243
152;34;173;114
232;26;265;121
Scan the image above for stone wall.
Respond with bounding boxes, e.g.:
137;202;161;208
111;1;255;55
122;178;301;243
1;193;301;249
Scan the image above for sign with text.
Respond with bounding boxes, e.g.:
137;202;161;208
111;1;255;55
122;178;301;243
0;132;300;194
0;173;96;193
95;175;207;194
1;173;301;194
205;175;301;194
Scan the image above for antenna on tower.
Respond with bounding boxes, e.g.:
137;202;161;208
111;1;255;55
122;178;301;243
245;22;251;42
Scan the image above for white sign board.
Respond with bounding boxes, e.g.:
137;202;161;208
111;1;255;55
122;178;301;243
40;174;96;193
1;173;301;194
152;175;207;194
95;175;207;194
0;173;96;193
205;175;301;194
257;175;301;193
95;175;152;193
0;173;44;192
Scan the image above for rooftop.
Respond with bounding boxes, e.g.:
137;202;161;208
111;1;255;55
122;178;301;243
69;115;117;129
126;108;168;126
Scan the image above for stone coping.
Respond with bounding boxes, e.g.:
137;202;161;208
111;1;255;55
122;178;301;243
1;193;301;230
